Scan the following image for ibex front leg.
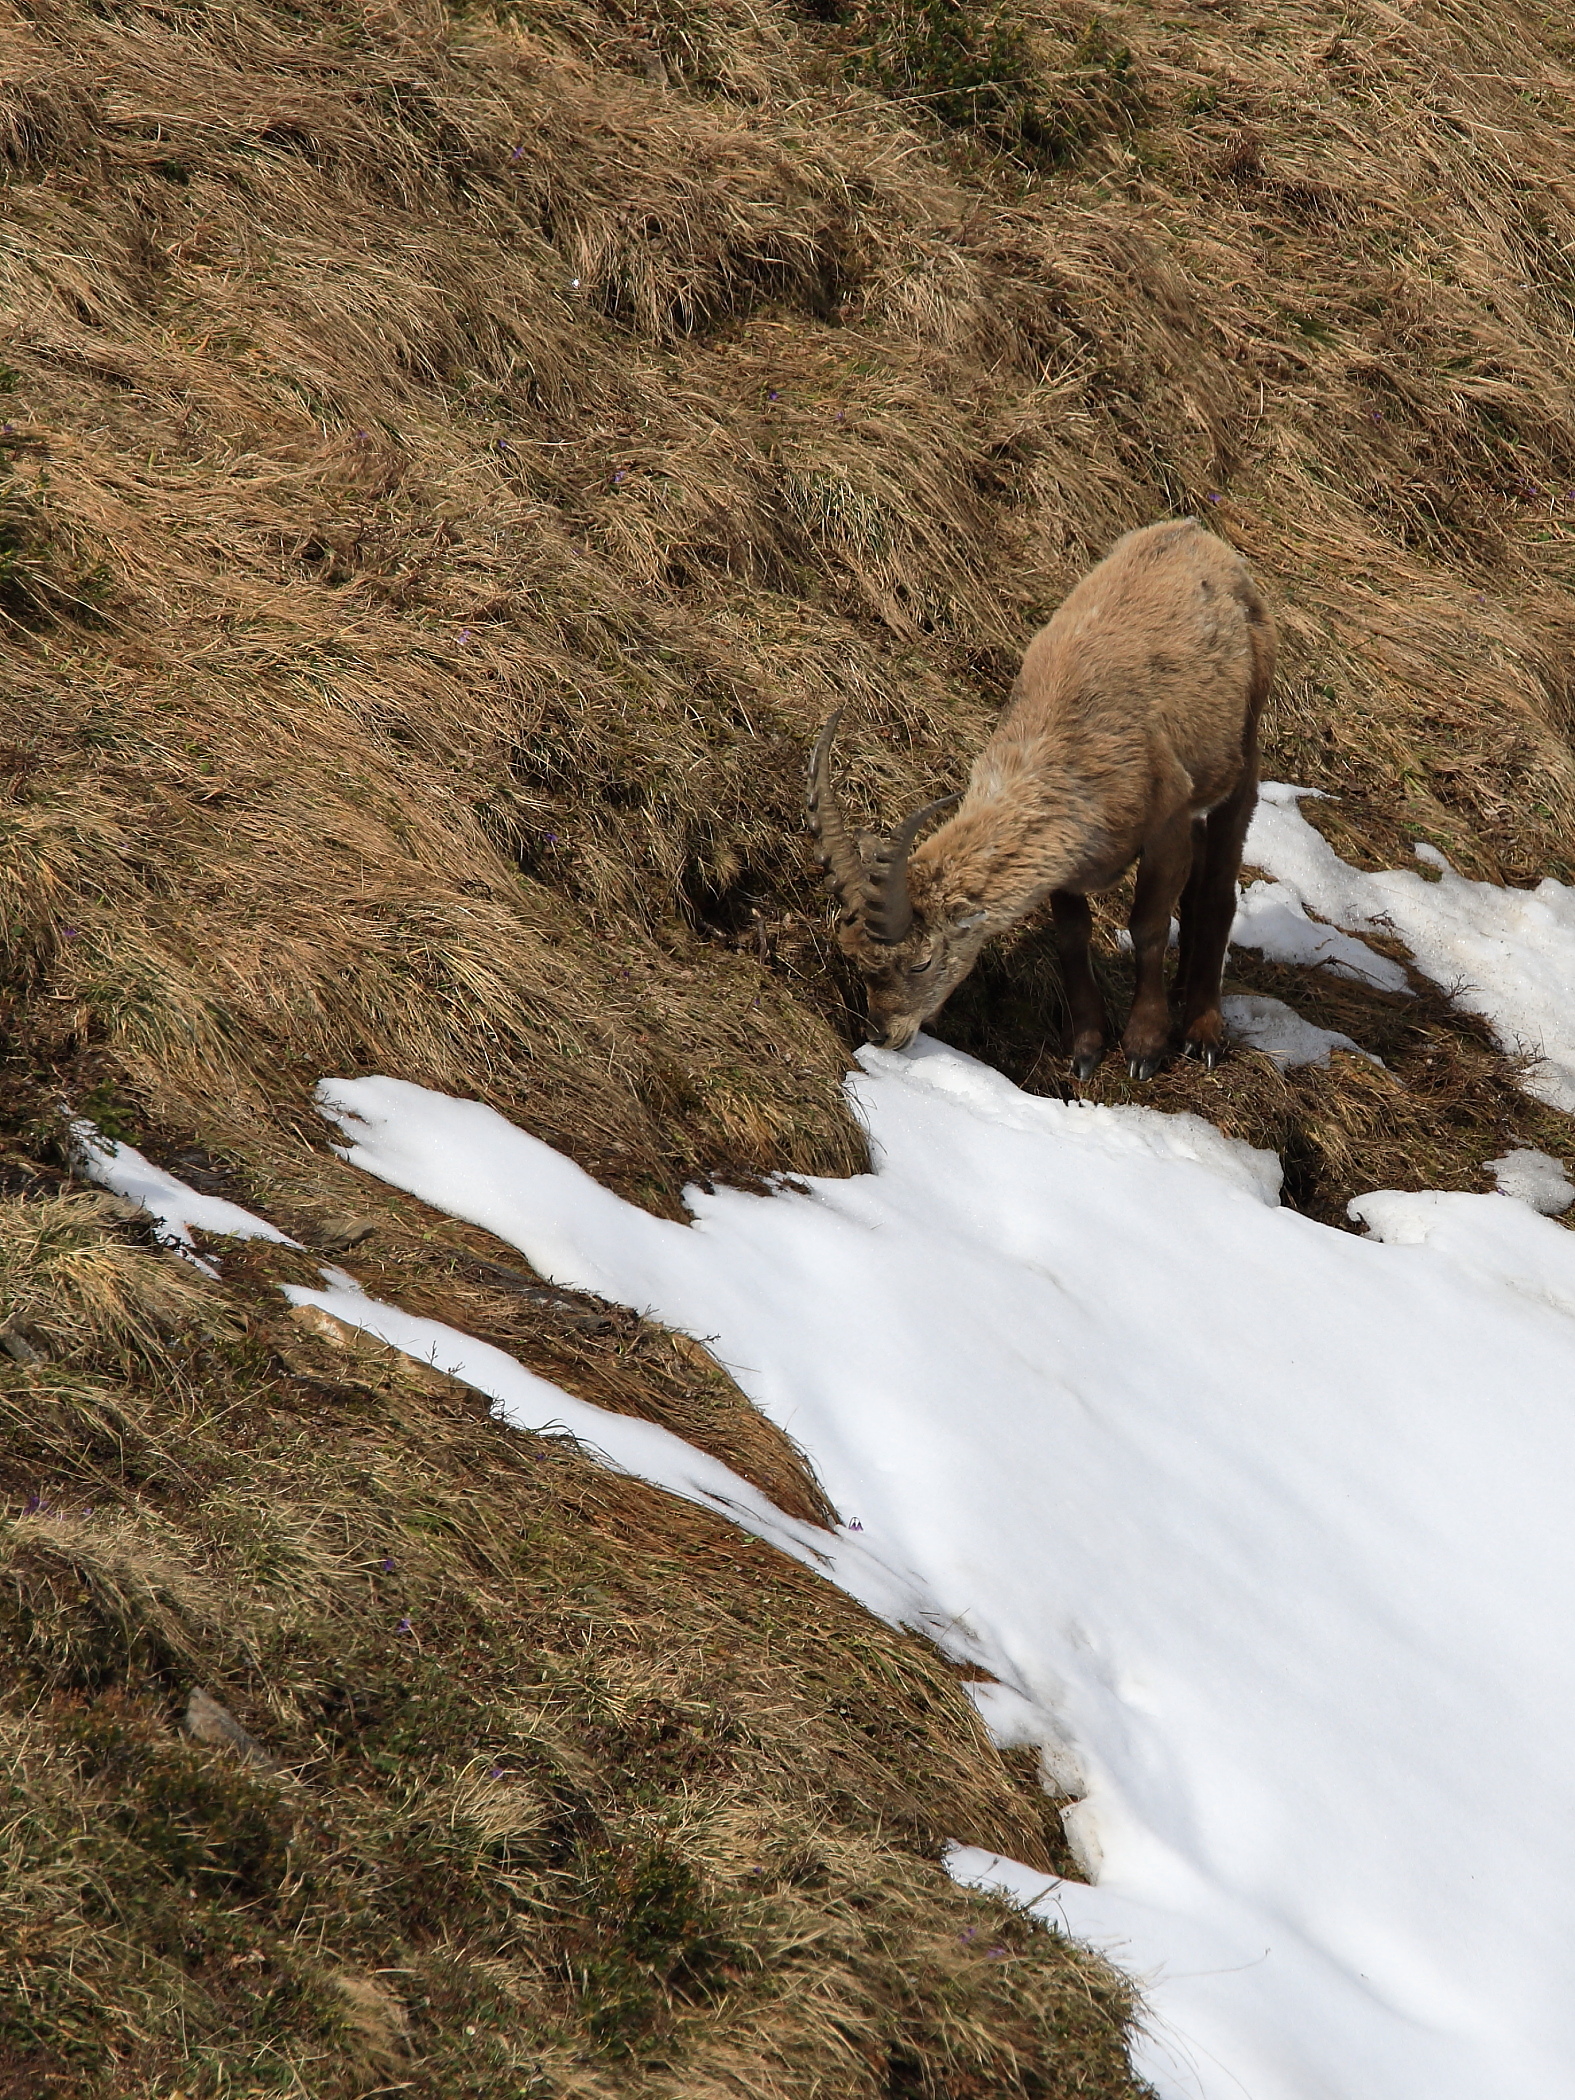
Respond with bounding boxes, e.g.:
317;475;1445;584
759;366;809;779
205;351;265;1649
1122;808;1196;1080
1051;889;1111;1081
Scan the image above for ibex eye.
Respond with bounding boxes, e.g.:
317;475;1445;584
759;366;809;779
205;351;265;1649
910;955;934;976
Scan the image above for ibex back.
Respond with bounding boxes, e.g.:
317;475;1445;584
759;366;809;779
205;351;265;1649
807;518;1275;1077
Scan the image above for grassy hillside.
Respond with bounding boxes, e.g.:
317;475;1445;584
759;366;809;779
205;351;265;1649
3;0;1575;2088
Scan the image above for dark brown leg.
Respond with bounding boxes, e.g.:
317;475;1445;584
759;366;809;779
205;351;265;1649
1178;761;1260;1069
1121;807;1196;1080
1175;816;1208;1003
1051;889;1110;1081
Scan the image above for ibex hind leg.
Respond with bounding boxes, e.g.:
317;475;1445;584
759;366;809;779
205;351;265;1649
1175;817;1209;999
1051;890;1110;1080
1121;807;1196;1080
1179;764;1259;1069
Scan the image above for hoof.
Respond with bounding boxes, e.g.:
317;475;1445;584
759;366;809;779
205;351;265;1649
1126;1054;1161;1082
1070;1048;1103;1082
1202;1041;1225;1072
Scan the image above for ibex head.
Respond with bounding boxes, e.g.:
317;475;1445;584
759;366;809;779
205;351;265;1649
806;712;987;1050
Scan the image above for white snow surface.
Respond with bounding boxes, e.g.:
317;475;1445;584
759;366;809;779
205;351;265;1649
1239;782;1575;1107
961;1677;1045;1753
315;1047;1575;2100
1230;876;1410;992
73;1123;300;1275
1487;1146;1575;1216
1218;993;1377;1070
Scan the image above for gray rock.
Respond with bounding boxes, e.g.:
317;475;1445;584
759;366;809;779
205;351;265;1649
183;1686;275;1768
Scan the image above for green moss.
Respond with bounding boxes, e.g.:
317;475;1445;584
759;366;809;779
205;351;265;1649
74;1082;143;1148
853;4;1144;167
0;460;116;626
100;1746;297;1901
573;1846;743;2053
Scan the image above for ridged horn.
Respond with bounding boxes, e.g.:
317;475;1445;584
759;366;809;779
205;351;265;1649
806;710;867;915
864;791;962;946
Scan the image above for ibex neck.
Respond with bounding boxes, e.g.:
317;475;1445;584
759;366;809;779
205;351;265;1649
912;778;1092;928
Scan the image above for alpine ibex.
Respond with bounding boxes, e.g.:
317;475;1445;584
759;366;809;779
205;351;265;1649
807;518;1275;1078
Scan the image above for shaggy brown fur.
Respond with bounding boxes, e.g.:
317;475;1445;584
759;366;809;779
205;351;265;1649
812;520;1276;1075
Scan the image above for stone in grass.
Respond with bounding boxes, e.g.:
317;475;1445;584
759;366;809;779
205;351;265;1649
305;1215;378;1253
1485;1148;1575;1216
1220;993;1380;1070
183;1686;276;1768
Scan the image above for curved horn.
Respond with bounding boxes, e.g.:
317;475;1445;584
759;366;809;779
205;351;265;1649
865;791;962;946
806;710;867;914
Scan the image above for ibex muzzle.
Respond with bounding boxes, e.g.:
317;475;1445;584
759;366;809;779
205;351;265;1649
806;519;1276;1075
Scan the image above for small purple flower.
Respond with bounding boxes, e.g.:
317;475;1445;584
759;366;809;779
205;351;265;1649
23;1493;42;1515
381;1557;395;1572
768;390;778;401
512;146;523;159
61;926;79;938
1206;492;1222;504
847;1519;864;1532
397;1616;413;1634
546;832;558;843
613;470;625;483
488;1764;506;1778
457;629;471;645
986;1946;1008;1961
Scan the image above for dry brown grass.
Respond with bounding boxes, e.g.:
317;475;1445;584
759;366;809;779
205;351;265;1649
5;0;1575;2086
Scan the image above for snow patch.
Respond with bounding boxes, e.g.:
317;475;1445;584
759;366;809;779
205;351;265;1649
1239;782;1575;1109
72;1123;300;1276
962;1678;1045;1752
1231;877;1410;991
1220;992;1378;1069
278;1266;925;1630
315;1043;1575;2100
1486;1147;1574;1216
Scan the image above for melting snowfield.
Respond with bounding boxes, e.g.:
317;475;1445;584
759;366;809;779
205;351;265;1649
1236;783;1575;1106
79;795;1575;2100
306;1047;1575;2100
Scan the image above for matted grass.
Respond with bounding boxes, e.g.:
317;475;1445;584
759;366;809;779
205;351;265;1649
3;0;1575;1218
